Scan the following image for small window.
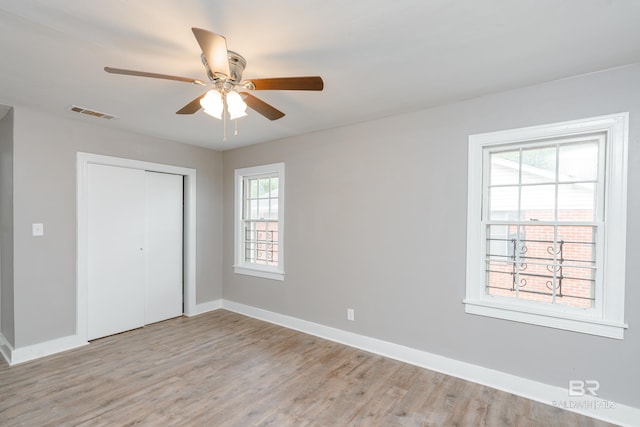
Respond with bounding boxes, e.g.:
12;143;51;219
465;114;628;338
234;163;285;280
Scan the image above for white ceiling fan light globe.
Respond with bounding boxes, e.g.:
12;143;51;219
226;90;248;120
200;89;223;119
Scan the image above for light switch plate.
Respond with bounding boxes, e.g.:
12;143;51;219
32;223;44;237
347;308;355;321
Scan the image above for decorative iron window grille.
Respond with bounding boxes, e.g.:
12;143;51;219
486;236;596;304
244;220;279;266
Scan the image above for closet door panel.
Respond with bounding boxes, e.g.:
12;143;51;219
144;171;183;325
87;164;146;340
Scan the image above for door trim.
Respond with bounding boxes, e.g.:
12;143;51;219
77;153;197;342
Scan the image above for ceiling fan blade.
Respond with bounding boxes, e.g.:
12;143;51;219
104;67;203;84
241;92;285;121
176;93;206;114
192;28;231;79
245;76;324;91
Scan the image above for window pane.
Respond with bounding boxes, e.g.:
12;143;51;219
557;183;595;222
269;199;279;219
249;178;258;198
557;226;596;266
489;186;519;220
258;199;269;219
557;225;596;243
558;141;598;182
270;177;279;194
487;224;510;239
258;178;270;197
556;266;595;308
244;223;255;239
490;150;520;185
520;184;555;221
269;243;278;265
521;146;556;184
516;264;554;305
519;225;555;262
519;224;555;301
486;225;516;260
249;200;258;219
486;259;515;296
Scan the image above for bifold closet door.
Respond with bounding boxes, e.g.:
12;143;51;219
87;165;183;340
88;164;146;340
144;171;183;325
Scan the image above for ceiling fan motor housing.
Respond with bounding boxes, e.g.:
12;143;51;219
201;51;246;84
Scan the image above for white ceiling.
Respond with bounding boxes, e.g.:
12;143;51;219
1;1;639;150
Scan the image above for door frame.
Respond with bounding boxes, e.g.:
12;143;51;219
77;153;197;342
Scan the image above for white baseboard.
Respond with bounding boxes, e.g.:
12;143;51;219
0;333;87;366
220;299;640;427
186;299;223;317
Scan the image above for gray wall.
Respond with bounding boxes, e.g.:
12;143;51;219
11;108;223;348
223;64;640;407
0;108;14;346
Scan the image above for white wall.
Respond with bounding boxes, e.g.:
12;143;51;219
10;108;224;348
0;108;14;345
222;63;640;407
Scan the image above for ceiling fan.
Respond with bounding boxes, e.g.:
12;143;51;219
105;27;324;122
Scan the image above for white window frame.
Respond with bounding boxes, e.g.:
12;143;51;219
464;113;628;339
234;163;285;281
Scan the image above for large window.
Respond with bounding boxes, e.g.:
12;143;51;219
234;163;285;280
465;114;628;338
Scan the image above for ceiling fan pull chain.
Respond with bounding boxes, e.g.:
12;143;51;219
234;118;239;136
223;103;228;142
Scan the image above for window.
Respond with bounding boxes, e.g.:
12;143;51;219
234;163;285;280
465;114;628;338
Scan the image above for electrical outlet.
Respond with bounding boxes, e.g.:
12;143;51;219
32;223;44;237
347;308;355;321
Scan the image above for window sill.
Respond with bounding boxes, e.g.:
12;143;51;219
233;266;284;281
463;299;627;339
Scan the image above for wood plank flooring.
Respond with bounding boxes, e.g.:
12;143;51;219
0;310;615;426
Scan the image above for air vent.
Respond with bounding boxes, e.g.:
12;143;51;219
69;105;118;120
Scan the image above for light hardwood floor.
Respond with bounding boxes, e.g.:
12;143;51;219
0;310;615;426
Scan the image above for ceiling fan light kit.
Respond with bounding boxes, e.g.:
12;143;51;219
225;91;248;120
200;89;223;119
104;27;324;141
